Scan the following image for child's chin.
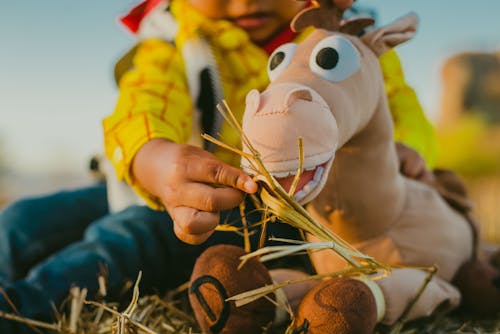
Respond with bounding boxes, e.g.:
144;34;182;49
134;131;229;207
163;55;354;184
247;24;281;45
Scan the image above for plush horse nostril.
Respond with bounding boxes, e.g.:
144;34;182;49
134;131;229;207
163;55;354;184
285;89;313;108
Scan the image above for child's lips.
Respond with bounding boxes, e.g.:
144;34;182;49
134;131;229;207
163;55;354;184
232;13;272;30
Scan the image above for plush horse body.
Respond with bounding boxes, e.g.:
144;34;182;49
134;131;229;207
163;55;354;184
189;4;499;333
241;5;498;329
243;13;472;277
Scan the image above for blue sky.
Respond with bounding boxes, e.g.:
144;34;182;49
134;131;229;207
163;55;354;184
1;1;500;175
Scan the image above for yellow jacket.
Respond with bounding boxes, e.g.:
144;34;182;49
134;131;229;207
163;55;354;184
103;0;436;209
380;49;436;167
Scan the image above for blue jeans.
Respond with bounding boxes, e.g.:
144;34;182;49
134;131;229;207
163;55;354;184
0;183;304;332
0;183;109;281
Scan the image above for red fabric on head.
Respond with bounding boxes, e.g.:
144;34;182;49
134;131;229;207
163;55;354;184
261;26;298;55
120;0;310;49
120;0;163;33
261;1;311;54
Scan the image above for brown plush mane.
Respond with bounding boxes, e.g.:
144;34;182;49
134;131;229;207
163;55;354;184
291;0;374;35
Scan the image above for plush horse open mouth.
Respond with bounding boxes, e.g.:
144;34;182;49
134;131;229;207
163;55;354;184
244;155;334;204
272;160;331;202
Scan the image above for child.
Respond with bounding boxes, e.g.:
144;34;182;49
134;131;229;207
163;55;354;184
105;0;436;245
0;0;435;331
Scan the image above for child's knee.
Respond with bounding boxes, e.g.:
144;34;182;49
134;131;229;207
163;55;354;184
0;198;39;229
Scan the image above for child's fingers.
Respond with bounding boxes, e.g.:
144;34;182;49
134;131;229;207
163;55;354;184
187;159;257;194
173;224;214;245
417;170;435;185
396;142;434;182
402;157;424;178
170;206;219;245
165;182;246;212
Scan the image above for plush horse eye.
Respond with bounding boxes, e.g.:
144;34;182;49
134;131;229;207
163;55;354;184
309;35;360;82
269;51;285;70
316;47;339;70
267;43;297;81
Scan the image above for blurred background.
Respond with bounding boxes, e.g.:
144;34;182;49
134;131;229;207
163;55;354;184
0;1;499;242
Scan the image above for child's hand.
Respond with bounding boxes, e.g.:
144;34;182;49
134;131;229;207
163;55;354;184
395;142;435;184
132;139;258;245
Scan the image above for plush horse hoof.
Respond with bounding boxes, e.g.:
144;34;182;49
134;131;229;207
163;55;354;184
453;258;500;316
189;245;275;334
294;278;378;334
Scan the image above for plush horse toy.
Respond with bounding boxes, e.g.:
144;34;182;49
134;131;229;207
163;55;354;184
189;3;500;333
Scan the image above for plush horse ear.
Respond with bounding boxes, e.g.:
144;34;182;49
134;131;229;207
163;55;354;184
361;13;418;57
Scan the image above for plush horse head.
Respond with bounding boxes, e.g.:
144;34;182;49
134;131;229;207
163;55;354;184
241;4;420;241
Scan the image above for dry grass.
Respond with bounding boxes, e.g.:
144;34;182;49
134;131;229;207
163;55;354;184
0;273;201;334
2;283;499;334
377;313;500;334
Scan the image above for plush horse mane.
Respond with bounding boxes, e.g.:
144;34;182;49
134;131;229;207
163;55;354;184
291;0;374;35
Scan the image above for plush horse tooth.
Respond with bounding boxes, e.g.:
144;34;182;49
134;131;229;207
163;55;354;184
294;168;307;175
303;180;319;194
313;166;324;181
293;190;307;202
273;171;291;178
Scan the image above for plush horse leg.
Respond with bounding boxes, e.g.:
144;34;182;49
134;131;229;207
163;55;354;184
375;268;461;325
430;169;500;315
269;268;320;325
452;257;500;316
294;277;382;334
295;268;465;333
188;245;275;334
